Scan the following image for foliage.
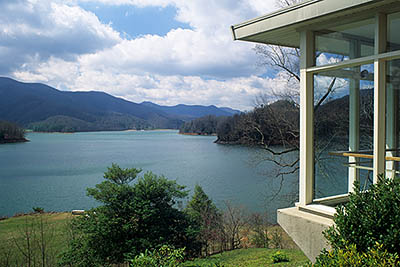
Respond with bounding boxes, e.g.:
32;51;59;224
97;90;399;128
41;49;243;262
29;114;151;133
32;206;44;213
128;245;185;267
270;229;283;249
314;243;399;267
60;164;200;266
248;213;270;248
179;115;221;135
0;120;26;143
102;163;142;185
180;100;300;147
323;176;400;254
271;251;289;263
185;185;223;256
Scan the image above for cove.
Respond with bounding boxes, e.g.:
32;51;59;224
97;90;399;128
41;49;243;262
0;130;297;222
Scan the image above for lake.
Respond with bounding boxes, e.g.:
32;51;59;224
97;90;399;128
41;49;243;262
0;130;298;221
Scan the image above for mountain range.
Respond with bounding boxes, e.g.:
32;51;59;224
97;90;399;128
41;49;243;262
0;77;240;132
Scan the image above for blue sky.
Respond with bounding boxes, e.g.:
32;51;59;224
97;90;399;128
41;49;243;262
0;0;288;110
80;3;191;38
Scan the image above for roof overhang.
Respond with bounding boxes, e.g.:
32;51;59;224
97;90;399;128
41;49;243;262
231;0;400;48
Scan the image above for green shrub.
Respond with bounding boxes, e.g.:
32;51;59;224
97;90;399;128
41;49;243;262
32;207;44;213
59;164;200;266
324;176;400;254
271;251;289;263
129;245;185;267
314;243;399;267
129;246;225;267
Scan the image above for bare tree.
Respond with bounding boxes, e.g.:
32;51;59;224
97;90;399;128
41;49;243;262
223;201;246;250
248;212;270;248
11;215;58;267
248;0;345;200
0;240;14;267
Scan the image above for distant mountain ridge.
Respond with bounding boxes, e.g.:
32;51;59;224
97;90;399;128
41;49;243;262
141;101;240;121
0;77;239;132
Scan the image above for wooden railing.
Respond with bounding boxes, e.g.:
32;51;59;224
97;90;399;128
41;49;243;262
329;149;400;162
329;149;400;172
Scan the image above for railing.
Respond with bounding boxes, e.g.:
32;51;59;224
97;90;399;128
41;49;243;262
329;149;400;175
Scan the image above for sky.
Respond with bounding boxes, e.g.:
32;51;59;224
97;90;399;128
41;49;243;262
0;0;289;111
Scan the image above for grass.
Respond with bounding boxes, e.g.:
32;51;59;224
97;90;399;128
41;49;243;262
183;248;310;267
0;212;72;265
0;213;310;266
0;212;70;238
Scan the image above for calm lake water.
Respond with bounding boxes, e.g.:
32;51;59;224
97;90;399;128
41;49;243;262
0;130;298;221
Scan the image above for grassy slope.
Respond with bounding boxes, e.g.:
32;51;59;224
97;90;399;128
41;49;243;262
0;213;310;266
0;212;72;264
183;248;310;267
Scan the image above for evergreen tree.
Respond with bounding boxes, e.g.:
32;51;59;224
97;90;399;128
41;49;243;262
186;185;223;256
60;164;200;266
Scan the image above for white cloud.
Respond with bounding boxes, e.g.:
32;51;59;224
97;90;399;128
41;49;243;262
0;0;121;72
14;55;294;110
4;0;288;110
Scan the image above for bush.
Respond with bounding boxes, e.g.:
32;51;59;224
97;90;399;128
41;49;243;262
60;164;200;266
324;176;400;254
248;212;269;248
313;175;400;266
271;251;289;263
129;245;185;267
314;243;399;267
32;206;44;213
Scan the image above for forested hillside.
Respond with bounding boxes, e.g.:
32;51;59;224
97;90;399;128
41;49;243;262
0;77;237;132
179;100;299;146
141;101;240;121
180;89;374;148
0;120;27;143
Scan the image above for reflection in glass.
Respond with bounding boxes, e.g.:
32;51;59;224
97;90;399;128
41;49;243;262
388;12;400;52
386;59;400;179
315;18;375;66
313;64;374;199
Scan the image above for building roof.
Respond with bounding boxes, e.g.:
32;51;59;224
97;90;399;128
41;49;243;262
231;0;400;48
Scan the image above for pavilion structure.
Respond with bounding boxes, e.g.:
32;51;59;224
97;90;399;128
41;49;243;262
232;0;400;261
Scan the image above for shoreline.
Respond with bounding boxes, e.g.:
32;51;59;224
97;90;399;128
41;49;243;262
0;138;29;144
28;129;178;134
179;132;217;136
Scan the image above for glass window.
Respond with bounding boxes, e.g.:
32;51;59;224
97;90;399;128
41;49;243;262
388;12;400;52
386;59;400;179
313;64;374;199
315;18;375;66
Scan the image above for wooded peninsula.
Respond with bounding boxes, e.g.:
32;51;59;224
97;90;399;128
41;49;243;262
0;120;28;144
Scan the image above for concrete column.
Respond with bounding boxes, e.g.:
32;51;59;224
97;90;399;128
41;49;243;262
299;30;315;205
373;13;387;182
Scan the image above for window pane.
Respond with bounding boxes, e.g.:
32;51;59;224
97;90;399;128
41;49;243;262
315;18;375;66
313;64;374;199
388;12;400;52
386;59;400;178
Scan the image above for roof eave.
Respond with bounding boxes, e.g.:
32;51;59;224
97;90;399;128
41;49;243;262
231;0;388;47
